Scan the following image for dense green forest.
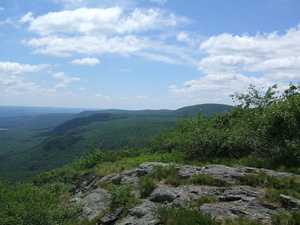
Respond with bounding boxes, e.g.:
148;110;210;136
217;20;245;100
0;84;299;225
0;103;233;182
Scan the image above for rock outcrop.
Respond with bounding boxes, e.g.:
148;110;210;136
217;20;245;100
68;163;300;224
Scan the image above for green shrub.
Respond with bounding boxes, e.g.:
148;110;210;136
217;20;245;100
155;206;221;225
138;175;157;198
0;180;80;225
110;184;141;209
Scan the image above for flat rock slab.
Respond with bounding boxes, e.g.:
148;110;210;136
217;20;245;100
201;200;282;223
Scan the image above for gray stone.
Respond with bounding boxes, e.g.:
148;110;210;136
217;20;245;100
99;207;123;224
76;188;111;220
148;186;178;203
116;200;159;225
202;165;255;184
73;172;101;195
200;200;281;223
176;165;203;179
279;194;300;211
176;185;223;201
100;174;123;185
139;162;171;174
220;186;265;201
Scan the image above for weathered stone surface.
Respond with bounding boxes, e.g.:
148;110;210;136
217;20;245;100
176;165;203;179
99;207;123;225
200;200;281;223
75;188;111;220
72;172;101;195
176;185;223;201
116;200;159;225
201;165;256;183
139;162;170;173
68;162;300;224
261;169;300;179
148;186;178;203
220;186;265;201
100;174;123;185
279;194;300;211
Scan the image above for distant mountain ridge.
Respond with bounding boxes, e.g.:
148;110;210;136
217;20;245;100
0;103;234;182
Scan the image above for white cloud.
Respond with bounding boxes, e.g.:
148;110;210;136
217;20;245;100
169;72;276;105
177;31;197;45
0;7;4;12
19;12;34;23
0;61;48;74
198;55;258;73
71;57;100;66
25;35;149;57
137;52;180;64
23;7;186;36
171;24;300;105
198;25;300;76
52;72;80;88
199;25;300;58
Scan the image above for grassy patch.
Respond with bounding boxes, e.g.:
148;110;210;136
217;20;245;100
155;206;221;225
223;217;264;225
187;173;231;187
190;195;219;207
110;184;141;210
271;210;300;225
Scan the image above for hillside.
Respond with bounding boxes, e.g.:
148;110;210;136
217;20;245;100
0;84;299;224
0;103;233;182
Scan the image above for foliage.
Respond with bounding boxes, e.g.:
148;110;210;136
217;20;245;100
238;170;300;204
155;206;221;225
271;210;300;225
187;173;231;187
0;180;80;225
224;217;264;225
148;83;300;166
191;195;219;207
110;184;141;209
138;175;157;198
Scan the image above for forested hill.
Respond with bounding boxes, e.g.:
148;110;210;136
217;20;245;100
1;85;299;225
0;103;233;182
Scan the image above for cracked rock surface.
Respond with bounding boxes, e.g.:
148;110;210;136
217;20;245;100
68;162;300;224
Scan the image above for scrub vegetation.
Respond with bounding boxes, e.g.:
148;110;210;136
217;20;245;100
0;83;299;224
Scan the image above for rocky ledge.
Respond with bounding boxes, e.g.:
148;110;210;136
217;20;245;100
68;163;300;224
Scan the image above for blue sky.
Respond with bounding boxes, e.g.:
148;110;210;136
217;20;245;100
0;0;299;110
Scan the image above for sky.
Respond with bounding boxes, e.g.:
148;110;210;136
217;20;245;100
0;0;300;110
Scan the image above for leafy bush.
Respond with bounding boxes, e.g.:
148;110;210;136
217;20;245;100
148;83;300;166
155;206;221;225
138;175;157;198
0;180;80;225
110;184;141;209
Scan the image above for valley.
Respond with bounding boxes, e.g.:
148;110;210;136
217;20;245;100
0;104;233;182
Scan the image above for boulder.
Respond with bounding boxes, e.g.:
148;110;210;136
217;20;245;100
116;200;159;225
74;188;111;220
279;194;300;211
148;186;178;203
220;186;265;201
